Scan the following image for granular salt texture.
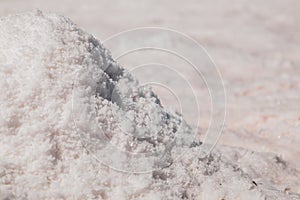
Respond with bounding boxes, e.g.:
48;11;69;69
0;11;300;199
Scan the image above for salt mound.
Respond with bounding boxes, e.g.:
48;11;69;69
0;11;299;199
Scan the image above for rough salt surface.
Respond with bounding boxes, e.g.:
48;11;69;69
0;11;299;199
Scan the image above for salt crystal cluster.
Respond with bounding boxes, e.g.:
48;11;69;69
0;11;299;199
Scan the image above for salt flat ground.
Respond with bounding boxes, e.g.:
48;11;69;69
1;0;299;187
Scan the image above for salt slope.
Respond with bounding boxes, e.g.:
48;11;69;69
0;11;299;199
